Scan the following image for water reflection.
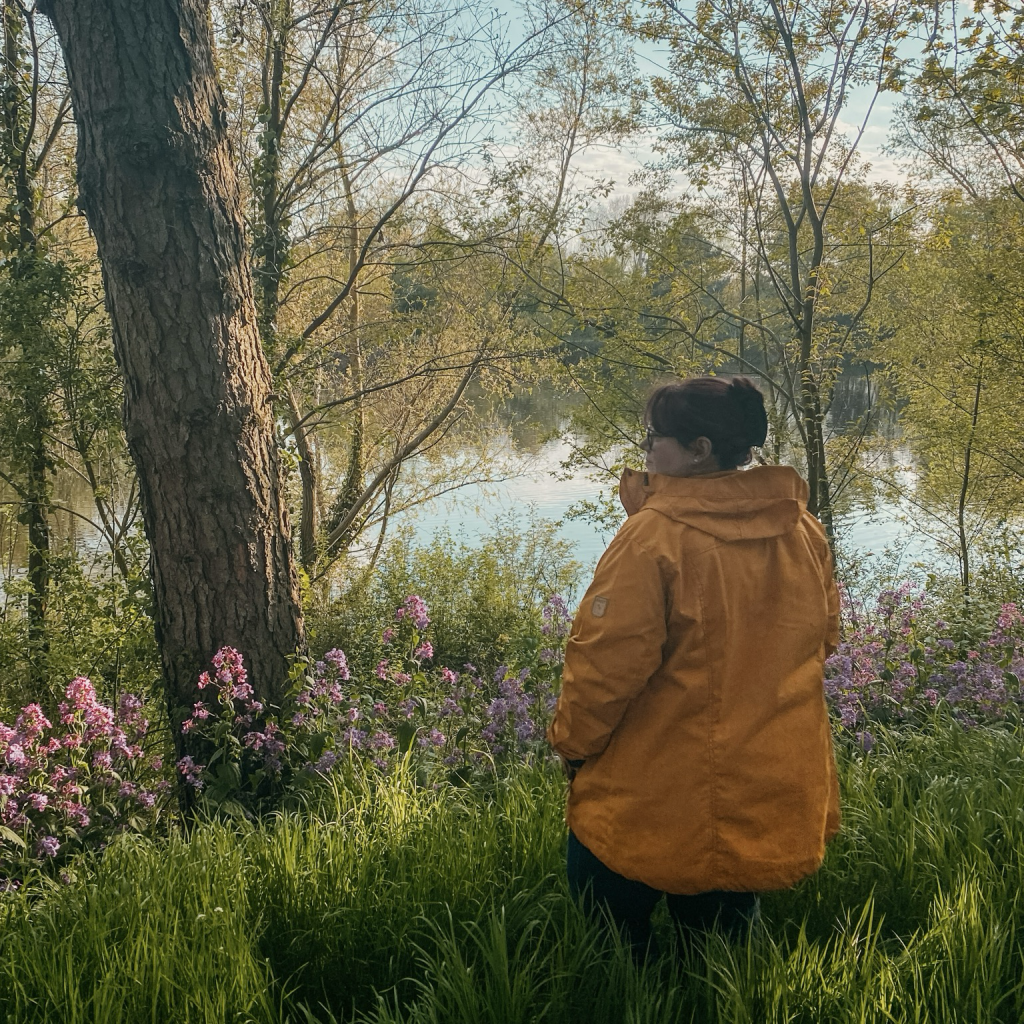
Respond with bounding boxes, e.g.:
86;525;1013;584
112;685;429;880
0;372;945;591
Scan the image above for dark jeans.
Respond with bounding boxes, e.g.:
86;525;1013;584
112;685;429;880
567;830;759;957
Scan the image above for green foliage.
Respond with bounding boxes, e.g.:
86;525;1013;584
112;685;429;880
870;194;1024;593
309;517;580;676
3;718;1024;1021
0;541;158;719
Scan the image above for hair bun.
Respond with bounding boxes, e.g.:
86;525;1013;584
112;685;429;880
729;377;768;447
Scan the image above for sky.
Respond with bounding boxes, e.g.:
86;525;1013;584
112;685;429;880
518;4;911;212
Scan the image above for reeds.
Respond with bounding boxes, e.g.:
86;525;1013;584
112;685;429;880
2;715;1023;1022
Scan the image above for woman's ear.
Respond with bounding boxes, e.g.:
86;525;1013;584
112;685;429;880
690;436;713;463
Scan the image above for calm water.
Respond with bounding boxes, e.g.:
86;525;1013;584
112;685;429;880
400;433;943;576
0;380;946;594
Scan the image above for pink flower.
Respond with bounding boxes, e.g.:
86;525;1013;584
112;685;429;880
414;641;434;662
397;595;430;630
64;804;90;828
393;673;411;686
16;704;51;738
375;660;389;681
65;677;97;710
27;793;48;812
381;628;396;645
440;667;459;686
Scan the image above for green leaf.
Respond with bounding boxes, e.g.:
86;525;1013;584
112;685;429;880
0;826;26;849
397;721;420;753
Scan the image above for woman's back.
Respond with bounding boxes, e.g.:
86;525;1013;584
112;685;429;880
549;465;840;895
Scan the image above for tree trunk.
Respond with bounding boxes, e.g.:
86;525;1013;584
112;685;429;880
959;362;984;602
40;0;304;739
2;1;50;668
24;433;50;658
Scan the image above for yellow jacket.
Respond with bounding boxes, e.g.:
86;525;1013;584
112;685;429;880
548;466;840;894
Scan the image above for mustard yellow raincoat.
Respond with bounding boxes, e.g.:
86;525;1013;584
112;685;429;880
548;466;841;894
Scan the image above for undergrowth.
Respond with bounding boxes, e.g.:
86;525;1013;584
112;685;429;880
2;715;1024;1022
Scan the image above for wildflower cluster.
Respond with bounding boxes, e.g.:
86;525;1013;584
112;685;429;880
825;584;1024;733
174;646;288;811
179;594;571;795
0;677;163;879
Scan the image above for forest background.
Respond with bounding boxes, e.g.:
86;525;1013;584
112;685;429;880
4;1;1024;1021
4;0;1024;710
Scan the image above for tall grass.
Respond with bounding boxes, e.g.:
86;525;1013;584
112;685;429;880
2;716;1024;1022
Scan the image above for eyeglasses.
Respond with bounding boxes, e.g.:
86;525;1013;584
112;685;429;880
642;425;670;447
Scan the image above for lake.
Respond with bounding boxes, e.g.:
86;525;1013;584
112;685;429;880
400;431;945;576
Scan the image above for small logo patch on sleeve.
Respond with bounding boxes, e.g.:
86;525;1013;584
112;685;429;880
591;595;609;617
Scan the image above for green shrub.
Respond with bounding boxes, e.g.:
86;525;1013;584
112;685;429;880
310;515;581;677
0;540;159;720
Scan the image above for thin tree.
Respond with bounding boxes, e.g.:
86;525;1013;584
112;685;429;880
628;0;910;539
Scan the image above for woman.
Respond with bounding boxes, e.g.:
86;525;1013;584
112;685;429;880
548;376;840;954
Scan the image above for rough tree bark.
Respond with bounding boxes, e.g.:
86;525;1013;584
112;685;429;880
39;0;304;742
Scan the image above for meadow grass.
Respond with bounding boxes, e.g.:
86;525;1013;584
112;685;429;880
2;716;1024;1023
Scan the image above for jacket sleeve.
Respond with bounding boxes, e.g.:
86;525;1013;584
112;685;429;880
823;549;840;658
803;512;840;657
548;525;667;762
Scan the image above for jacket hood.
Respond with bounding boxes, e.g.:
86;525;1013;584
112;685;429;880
618;465;808;540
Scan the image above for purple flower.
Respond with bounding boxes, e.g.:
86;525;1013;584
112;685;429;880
35;836;59;858
177;755;205;790
342;728;367;749
396;595;430;630
855;730;875;754
324;649;351;680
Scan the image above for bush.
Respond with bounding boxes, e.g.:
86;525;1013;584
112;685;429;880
177;594;574;814
309;515;581;677
0;540;159;719
0;675;166;882
826;583;1024;732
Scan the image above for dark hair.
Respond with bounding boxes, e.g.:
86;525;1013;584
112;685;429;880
644;376;769;470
